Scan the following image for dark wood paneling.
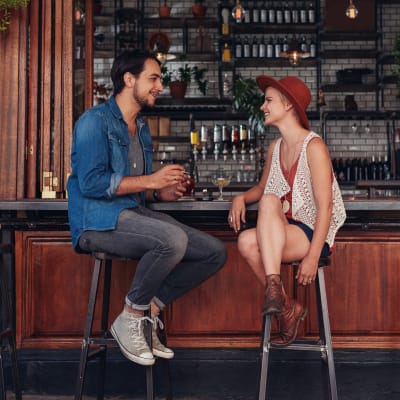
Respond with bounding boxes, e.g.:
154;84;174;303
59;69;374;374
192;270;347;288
0;6;28;199
14;228;400;350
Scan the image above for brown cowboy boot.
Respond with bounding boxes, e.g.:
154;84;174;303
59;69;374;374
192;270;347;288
262;274;285;315
271;296;307;347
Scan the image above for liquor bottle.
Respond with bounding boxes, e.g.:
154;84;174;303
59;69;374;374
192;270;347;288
239;124;248;150
222;42;231;62
213;124;222;159
309;38;316;57
260;1;268;23
283;2;291;24
244;2;251;23
268;2;276;24
300;35;308;52
308;2;315;23
235;37;243;58
231;125;240;148
251;36;259;58
370;155;377;180
189;113;199;149
222;73;230;97
291;2;299;24
222;124;230;150
259;36;266;58
200;125;208;148
362;158;369;180
300;1;307;23
274;37;282;58
266;37;274;58
283;35;289;52
243;36;250;58
345;158;352;181
276;2;283;23
377;154;384;180
252;1;260;23
383;154;391;180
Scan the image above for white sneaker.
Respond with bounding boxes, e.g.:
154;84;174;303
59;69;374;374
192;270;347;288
151;316;174;359
110;310;155;366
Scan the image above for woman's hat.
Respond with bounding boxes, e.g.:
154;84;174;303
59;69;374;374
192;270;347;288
256;75;311;130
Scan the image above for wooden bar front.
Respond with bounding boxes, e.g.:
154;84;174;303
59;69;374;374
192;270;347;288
3;200;400;350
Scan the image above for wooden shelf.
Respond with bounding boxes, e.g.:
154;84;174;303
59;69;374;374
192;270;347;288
320;49;378;59
234;58;317;68
320;32;378;41
232;23;318;35
321;83;377;92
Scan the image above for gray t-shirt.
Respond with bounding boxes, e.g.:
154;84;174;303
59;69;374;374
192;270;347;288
128;132;144;204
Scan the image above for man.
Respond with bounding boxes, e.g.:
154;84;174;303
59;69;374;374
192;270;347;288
67;49;227;366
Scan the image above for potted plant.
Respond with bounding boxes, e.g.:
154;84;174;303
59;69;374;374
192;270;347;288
232;74;265;135
164;64;192;98
162;64;208;98
192;0;207;18
0;0;29;31
159;0;171;18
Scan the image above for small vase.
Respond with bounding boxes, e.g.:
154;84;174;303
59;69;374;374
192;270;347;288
169;81;187;98
192;4;207;18
159;6;171;18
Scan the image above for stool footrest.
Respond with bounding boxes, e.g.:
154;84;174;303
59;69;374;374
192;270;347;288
271;342;327;352
89;337;117;346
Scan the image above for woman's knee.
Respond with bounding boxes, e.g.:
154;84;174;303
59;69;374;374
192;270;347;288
238;229;258;259
258;193;281;214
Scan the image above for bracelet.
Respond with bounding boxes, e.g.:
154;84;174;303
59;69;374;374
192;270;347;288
153;189;162;202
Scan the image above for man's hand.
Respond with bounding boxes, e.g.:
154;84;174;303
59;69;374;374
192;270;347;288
151;164;186;189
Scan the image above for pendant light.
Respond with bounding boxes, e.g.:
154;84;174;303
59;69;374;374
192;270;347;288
280;39;310;67
232;0;245;23
346;0;358;19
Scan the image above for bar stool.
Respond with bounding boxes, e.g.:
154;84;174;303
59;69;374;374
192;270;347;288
74;252;173;400
0;244;22;400
258;257;338;400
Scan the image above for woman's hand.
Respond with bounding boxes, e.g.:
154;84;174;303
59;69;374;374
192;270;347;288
296;255;318;286
228;195;246;233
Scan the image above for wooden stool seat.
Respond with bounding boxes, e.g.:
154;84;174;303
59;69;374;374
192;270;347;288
259;257;338;400
0;244;21;400
74;252;172;400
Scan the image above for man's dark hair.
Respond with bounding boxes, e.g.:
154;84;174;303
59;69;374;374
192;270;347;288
111;49;160;95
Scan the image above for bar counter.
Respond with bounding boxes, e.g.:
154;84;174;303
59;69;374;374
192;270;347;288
1;198;400;351
1;197;400;212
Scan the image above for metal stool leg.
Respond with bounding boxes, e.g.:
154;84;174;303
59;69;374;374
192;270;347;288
258;314;272;400
144;310;154;400
74;256;103;400
316;268;338;400
95;258;112;400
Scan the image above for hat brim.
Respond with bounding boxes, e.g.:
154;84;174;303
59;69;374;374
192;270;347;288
256;75;310;130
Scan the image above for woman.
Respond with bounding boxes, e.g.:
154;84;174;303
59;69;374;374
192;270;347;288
228;75;346;346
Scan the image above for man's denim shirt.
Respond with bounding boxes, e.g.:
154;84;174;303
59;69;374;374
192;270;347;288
67;95;153;252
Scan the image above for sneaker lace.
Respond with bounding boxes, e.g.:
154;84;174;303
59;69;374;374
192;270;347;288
126;315;153;352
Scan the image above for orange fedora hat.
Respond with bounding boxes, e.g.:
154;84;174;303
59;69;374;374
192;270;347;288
256;75;311;130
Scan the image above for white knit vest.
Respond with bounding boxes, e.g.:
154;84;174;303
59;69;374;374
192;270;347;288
264;131;346;247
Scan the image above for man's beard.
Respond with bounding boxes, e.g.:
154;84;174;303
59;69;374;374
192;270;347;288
133;85;155;109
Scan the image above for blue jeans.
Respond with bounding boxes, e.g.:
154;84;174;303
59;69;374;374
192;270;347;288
79;206;227;311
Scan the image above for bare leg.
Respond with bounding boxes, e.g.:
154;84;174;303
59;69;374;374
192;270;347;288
237;228;265;285
256;194;288;276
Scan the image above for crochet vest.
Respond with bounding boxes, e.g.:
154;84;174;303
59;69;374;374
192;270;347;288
264;131;346;247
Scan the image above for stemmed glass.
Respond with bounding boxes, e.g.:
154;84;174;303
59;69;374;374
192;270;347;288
211;169;232;201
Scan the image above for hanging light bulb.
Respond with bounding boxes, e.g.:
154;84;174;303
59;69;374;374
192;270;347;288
232;0;245;23
346;0;358;19
280;39;310;67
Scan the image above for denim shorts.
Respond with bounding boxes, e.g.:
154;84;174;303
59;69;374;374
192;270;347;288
288;219;331;257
